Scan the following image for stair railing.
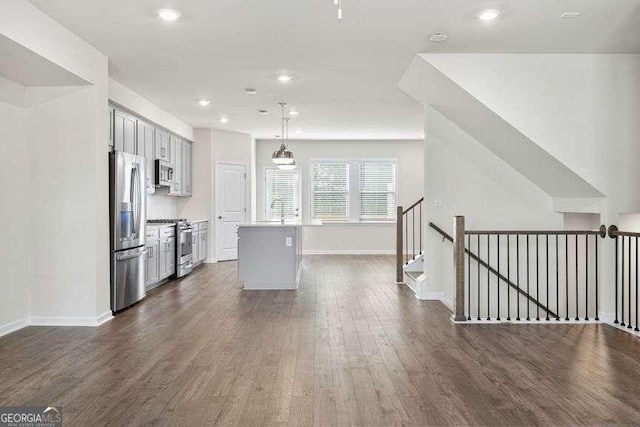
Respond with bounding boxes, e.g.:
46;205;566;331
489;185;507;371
608;225;640;331
433;216;606;322
396;197;424;283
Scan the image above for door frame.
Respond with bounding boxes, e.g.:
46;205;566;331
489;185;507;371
213;161;249;262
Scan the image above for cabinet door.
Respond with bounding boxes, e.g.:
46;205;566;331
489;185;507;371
146;241;159;286
183;142;192;196
138;121;156;194
108;107;114;148
199;229;208;262
192;230;200;264
114;109;137;154
169;137;183;196
155;129;170;161
166;237;176;275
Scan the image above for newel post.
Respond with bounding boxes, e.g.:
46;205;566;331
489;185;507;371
453;215;467;322
396;206;404;283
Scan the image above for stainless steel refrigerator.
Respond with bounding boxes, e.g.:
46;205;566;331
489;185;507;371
109;151;147;312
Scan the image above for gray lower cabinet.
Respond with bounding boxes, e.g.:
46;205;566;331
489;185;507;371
199;229;208;262
192;230;200;265
146;240;160;288
161;237;176;279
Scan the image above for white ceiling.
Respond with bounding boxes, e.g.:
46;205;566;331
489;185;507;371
28;0;640;140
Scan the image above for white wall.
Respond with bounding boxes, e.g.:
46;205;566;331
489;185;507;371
255;139;424;253
424;107;563;304
109;78;193;141
0;100;29;333
178;128;253;260
0;0;110;333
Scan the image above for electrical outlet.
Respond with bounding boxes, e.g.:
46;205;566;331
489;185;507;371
434;196;443;208
285;237;293;247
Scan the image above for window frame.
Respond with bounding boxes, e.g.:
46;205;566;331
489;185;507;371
264;167;302;221
309;158;398;224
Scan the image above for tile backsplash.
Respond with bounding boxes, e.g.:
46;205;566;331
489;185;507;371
147;189;178;219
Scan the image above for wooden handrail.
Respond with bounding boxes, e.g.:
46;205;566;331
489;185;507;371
608;225;640;238
428;222;558;319
466;226;606;237
403;197;424;215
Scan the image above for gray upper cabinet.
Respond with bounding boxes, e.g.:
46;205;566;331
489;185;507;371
155;129;171;162
183;142;192;196
108;107;114;148
108;102;192;197
169;136;183;196
138;120;156;194
113;109;137;154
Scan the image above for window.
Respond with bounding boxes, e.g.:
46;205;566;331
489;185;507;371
265;168;301;221
311;161;349;221
311;159;397;223
358;161;397;221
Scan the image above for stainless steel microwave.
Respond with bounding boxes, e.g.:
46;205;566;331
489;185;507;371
155;159;174;186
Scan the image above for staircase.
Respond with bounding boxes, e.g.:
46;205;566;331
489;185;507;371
396;198;426;294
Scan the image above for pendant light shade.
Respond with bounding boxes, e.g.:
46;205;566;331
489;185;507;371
278;160;296;170
272;103;295;165
272;144;294;165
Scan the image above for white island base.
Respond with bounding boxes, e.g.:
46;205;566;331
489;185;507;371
238;221;321;290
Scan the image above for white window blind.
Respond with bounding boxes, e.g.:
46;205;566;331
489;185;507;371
358;161;397;221
265;169;300;221
311;161;349;221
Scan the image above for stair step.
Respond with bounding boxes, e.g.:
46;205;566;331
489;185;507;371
405;271;423;281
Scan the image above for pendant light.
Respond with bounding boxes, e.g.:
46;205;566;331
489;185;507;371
272;103;295;165
277;117;297;170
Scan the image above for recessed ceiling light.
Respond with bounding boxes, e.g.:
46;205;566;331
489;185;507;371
157;8;181;21
429;32;448;42
478;9;500;21
295;129;303;134
198;99;211;107
245;88;258;95
258;110;269;115
278;75;292;83
560;12;581;19
220;117;229;124
289;110;300;117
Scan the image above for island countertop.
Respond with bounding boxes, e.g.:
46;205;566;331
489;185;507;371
238;220;323;228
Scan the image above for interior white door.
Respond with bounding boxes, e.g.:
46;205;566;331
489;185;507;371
215;163;247;261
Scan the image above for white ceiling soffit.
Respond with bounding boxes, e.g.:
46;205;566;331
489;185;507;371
0;34;89;87
399;55;604;199
26;0;640;139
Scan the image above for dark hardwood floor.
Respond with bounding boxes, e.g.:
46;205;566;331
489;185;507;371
1;255;640;426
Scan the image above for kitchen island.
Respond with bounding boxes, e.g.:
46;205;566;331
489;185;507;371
238;220;322;290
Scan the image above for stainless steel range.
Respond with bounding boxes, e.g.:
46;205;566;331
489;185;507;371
148;219;194;278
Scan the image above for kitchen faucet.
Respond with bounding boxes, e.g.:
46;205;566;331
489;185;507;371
271;198;285;224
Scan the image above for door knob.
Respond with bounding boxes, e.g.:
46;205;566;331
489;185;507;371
218;215;224;219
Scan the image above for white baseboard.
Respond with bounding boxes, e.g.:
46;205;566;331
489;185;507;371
203;258;217;264
0;318;29;338
302;250;394;255
418;292;453;310
0;311;113;338
28;311;113;327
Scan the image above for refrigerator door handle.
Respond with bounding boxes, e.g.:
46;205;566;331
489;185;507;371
116;248;147;261
130;164;140;237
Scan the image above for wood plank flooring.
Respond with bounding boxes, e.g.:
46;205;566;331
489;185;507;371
1;255;640;426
